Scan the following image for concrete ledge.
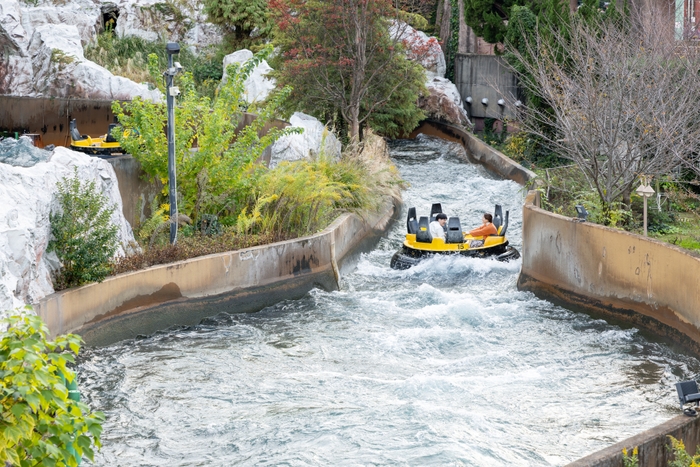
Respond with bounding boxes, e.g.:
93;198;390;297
518;190;700;466
566;414;700;467
409;120;537;185
35;196;401;346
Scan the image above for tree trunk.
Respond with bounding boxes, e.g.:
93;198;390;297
349;108;360;145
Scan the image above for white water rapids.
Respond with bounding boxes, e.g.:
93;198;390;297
79;135;700;466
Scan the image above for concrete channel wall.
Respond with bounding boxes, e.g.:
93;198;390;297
518;191;700;466
35;196;400;346
409;120;537;185
412;121;700;466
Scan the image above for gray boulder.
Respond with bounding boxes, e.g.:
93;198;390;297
390;21;446;80
270;112;342;168
11;23;163;100
0;136;51;167
420;77;471;127
221;49;276;105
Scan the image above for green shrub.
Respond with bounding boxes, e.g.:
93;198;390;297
113;46;300;228
84;31;225;98
622;446;638;467
668;436;700;467
0;310;104;466
48;170;119;290
110;229;274;274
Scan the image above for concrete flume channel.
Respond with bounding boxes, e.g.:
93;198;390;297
33;121;700;465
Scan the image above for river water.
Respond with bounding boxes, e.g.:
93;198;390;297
80;135;700;466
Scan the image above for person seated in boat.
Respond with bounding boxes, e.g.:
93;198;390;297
429;213;447;241
468;213;497;247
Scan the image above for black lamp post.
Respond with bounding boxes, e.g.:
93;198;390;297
165;42;181;245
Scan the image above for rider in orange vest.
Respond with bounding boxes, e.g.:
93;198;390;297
468;213;498;240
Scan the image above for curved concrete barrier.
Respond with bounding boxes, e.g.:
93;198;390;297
518;190;700;466
409;120;537;185
518;190;700;355
35;196;401;346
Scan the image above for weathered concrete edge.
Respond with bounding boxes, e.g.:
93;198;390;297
566;414;700;467
34;195;402;346
410;120;537;185
517;191;700;467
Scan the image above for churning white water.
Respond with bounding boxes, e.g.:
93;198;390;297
79;135;700;466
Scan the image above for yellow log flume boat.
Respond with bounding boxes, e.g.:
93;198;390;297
390;203;520;270
69;119;127;157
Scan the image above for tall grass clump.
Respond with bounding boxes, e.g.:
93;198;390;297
237;130;401;240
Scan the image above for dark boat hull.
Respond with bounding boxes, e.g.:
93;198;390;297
390;244;520;270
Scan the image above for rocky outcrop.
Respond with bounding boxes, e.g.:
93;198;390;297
0;0;162;100
270;112;342;168
0;141;137;315
394;21;472;128
391;21;446;81
0;0;223;99
114;0;222;52
421;77;471;127
221;49;276;105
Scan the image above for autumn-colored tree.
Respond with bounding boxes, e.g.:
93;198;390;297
270;0;429;143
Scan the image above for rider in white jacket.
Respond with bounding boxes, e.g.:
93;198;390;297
429;213;447;241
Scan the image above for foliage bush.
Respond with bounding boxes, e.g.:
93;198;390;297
668;436;700;467
48;170;119;290
113;131;399;271
204;0;272;45
245;154;379;239
112;46;300;228
110;230;274;274
622;446;638;467
0;310;104;466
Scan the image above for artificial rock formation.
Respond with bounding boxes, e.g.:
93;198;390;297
395;21;471;128
221;49;276;105
0;0;222;99
270;112;342;168
0;141;137;315
421;77;471;128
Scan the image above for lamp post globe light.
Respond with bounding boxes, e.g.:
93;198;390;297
635;175;655;237
165;42;182;245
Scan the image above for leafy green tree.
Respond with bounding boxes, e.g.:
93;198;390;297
0;310;104;466
463;0;532;44
270;0;427;143
112;46;300;226
203;0;271;43
48;170;119;290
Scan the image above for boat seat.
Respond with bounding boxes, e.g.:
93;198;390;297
430;203;443;222
406;207;418;234
105;123;119;143
416;216;432;243
499;211;509;236
446;217;464;243
493;205;503;230
69;119;87;141
676;380;700;410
